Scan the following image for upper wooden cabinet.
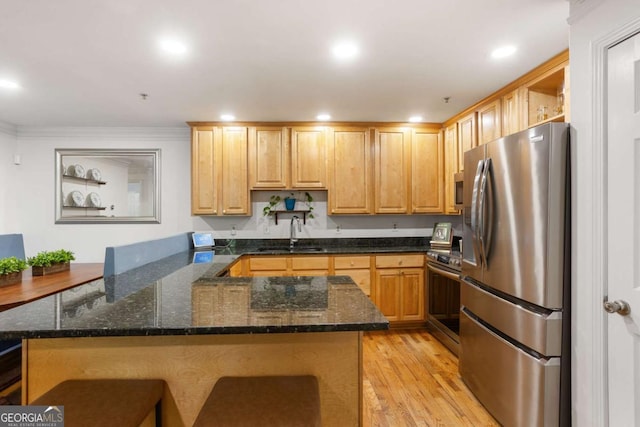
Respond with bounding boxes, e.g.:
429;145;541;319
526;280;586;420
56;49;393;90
328;127;373;214
191;127;220;215
248;126;289;189
190;126;251;216
502;88;522;136
290;127;327;189
443;124;459;214
374;127;412;214
477;99;502;145
411;129;443;213
457;113;476;172
524;63;569;128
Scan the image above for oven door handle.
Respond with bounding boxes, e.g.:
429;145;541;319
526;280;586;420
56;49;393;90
427;263;461;281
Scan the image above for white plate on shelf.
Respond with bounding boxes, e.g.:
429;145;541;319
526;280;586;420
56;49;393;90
87;168;101;181
67;190;84;207
68;164;85;178
86;192;101;207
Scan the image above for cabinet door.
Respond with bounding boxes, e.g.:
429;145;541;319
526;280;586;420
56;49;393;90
191;128;220;215
248;256;288;277
329;127;372;214
291;256;330;276
457;112;476;172
221;127;250;215
249;126;289;189
291;127;327;188
374;269;401;322
477;99;502;145
374;128;411;214
400;268;425;321
411;129;443;213
502;88;521;137
443;124;459;214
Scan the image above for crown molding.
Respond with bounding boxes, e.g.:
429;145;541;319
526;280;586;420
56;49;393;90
15;126;190;141
568;0;605;25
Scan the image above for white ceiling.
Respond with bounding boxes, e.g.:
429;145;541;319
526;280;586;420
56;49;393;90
0;0;569;128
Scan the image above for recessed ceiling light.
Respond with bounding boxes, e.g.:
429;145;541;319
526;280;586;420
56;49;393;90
316;113;331;121
159;38;188;55
408;116;423;123
220;114;235;121
332;42;359;60
491;45;517;59
0;79;20;90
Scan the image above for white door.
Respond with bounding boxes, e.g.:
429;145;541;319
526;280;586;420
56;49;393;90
607;31;640;427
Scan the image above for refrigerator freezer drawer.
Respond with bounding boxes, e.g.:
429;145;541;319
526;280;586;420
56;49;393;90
459;308;560;427
461;279;562;356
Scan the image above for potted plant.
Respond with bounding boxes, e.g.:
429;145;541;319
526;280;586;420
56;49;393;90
262;192;315;218
28;249;75;276
0;256;28;286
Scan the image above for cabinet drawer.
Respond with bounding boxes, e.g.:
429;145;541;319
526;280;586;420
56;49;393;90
291;256;329;270
334;256;370;269
375;254;424;269
249;256;288;271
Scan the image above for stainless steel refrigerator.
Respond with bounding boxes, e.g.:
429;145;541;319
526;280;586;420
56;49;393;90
460;123;571;427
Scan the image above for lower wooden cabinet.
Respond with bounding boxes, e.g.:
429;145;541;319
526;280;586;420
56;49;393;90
373;255;425;322
333;255;372;296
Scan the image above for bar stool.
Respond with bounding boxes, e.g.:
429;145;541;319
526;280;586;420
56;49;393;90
31;379;165;427
193;375;321;427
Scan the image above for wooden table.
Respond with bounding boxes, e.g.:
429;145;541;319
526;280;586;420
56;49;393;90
0;263;104;311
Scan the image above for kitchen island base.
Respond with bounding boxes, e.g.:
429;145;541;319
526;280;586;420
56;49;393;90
23;331;362;427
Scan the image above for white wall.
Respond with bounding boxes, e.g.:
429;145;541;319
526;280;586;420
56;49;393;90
9;127;193;262
6;126;460;262
0;122;18;235
569;0;640;425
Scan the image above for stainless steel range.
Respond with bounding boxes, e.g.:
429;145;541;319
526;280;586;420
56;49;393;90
425;248;462;355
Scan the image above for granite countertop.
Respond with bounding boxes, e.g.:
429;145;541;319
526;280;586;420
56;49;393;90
2;236;444;339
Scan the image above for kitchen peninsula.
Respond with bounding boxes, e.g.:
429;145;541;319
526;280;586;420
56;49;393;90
0;246;389;426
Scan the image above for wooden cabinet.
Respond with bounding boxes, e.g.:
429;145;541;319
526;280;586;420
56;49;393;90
411;129;443;213
502;88;522;136
477;99;502;145
249;126;289;189
524;63;569;128
245;255;329;277
443;124;459;214
191;126;250;216
290;127;327;189
457;113;476;172
333;255;372;296
221;127;250;215
374;127;411;214
328;127;373;214
191;128;220;214
373;254;425;322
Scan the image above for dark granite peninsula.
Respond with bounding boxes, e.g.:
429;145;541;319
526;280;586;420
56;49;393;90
0;248;388;426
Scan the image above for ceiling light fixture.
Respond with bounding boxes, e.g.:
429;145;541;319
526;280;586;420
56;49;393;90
408;116;423;123
159;38;188;55
0;79;20;90
316;113;331;121
220;114;235;121
491;45;517;59
332;42;359;60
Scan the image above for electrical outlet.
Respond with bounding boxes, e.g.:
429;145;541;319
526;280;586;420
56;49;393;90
336;225;341;233
231;225;236;236
392;223;398;232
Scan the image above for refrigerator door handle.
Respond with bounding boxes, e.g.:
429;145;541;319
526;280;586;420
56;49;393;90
470;159;484;266
479;158;493;266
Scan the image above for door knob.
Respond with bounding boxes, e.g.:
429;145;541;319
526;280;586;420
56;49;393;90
603;299;631;316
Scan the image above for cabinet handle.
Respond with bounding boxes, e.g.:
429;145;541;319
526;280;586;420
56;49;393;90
350;261;354;266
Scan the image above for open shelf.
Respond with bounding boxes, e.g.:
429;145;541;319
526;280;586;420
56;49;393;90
62;206;106;210
62;174;107;185
271;210;311;225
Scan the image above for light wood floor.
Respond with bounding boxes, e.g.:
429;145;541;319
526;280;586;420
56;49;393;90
363;329;499;427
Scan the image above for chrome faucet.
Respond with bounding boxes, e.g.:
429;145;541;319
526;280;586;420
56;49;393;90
290;215;301;250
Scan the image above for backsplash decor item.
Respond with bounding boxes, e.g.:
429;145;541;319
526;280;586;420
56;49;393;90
431;222;453;249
